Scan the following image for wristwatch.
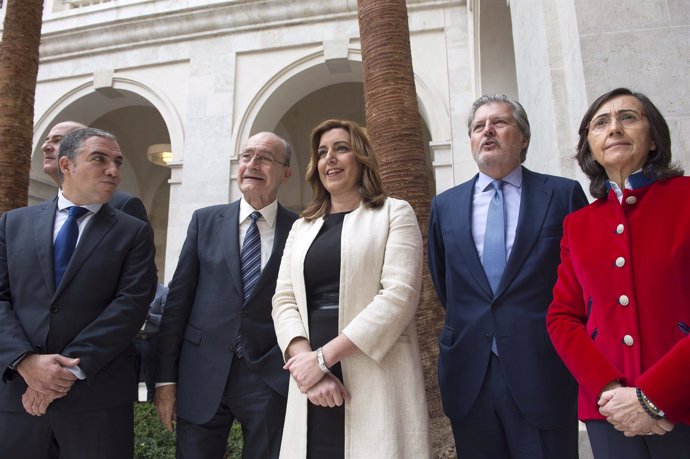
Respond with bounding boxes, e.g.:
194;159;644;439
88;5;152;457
316;347;330;374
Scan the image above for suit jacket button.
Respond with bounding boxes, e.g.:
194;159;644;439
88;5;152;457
484;333;492;342
50;306;59;313
226;345;234;352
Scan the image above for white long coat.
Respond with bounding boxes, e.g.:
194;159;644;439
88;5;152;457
272;197;431;458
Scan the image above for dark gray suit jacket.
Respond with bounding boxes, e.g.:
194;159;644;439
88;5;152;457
108;190;148;223
429;167;588;428
156;200;297;424
0;200;157;412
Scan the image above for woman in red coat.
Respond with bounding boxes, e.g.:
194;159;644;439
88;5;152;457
547;88;690;459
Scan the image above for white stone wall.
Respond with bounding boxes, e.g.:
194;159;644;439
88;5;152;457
509;0;690;198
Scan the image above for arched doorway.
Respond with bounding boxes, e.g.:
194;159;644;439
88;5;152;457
31;86;176;274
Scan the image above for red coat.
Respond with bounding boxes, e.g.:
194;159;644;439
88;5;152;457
547;176;690;423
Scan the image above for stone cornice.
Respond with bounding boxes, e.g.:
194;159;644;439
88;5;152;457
39;0;463;61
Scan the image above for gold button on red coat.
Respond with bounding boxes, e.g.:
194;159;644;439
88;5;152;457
625;196;638;205
619;295;630;306
615;257;626;267
616;224;624;234
623;335;634;346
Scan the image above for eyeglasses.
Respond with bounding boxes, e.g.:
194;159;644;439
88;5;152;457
588;110;647;133
239;152;288;167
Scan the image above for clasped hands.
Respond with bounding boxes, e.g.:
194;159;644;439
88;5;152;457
283;350;350;408
17;354;80;416
598;386;674;437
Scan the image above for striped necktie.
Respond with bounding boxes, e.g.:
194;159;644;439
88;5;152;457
240;211;262;301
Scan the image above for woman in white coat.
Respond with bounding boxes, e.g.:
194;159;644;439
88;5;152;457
272;119;430;458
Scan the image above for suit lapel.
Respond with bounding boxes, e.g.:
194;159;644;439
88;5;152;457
54;205;117;298
451;176;493;298
218;202;243;299
496;167;552;297
35;199;58;295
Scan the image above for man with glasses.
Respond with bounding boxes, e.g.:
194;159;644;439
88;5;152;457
155;132;297;458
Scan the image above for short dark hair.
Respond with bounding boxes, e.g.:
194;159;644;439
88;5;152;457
57;128;118;180
302;119;387;221
467;94;531;161
576;88;683;199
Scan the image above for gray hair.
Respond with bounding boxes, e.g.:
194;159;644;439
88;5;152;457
466;94;531;161
57;128;118;179
281;138;292;167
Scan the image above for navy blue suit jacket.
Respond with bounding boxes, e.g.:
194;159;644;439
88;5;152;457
428;167;588;429
156;200;297;425
0;200;157;412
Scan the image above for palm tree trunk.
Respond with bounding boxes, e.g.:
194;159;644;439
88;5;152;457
0;0;44;213
357;1;454;456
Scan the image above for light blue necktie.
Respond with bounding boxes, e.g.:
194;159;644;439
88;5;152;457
236;211;262;358
54;206;89;287
483;180;506;293
483;181;505;355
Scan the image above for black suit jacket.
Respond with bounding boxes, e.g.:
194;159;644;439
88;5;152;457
156;200;298;424
0;200;157;412
108;190;149;223
429;167;588;428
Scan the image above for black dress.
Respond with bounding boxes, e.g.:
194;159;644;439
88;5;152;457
303;212;348;459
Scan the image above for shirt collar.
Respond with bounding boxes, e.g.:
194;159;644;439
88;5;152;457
606;169;656;195
477;165;523;192
57;190;102;214
239;197;278;228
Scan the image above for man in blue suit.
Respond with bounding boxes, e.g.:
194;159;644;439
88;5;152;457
428;95;588;458
155;132;297;458
0;128;157;457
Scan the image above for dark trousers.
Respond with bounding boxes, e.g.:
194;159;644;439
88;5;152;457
0;405;133;459
586;420;690;459
176;357;286;459
135;333;158;402
450;353;578;459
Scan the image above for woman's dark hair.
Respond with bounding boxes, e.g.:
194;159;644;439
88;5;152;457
576;87;683;198
301;119;387;221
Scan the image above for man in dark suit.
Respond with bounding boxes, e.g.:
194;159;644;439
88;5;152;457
41;120;149;222
0;128;157;457
428;95;589;459
155;132;297;458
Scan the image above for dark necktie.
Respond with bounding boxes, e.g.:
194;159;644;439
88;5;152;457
483;181;505;355
240;211;262;301
236;211;262;358
54;206;89;287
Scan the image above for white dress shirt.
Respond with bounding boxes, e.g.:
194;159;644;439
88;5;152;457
239;198;278;269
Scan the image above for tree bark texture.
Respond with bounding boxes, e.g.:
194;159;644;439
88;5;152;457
357;1;454;456
0;0;43;213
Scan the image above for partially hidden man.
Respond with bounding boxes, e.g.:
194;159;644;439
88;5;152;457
155;132;297;458
428;95;588;459
0;128;157;458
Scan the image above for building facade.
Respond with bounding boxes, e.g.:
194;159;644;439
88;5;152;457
1;0;688;281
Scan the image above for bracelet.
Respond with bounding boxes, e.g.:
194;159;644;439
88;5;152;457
316;347;330;374
636;387;663;420
639;388;665;418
